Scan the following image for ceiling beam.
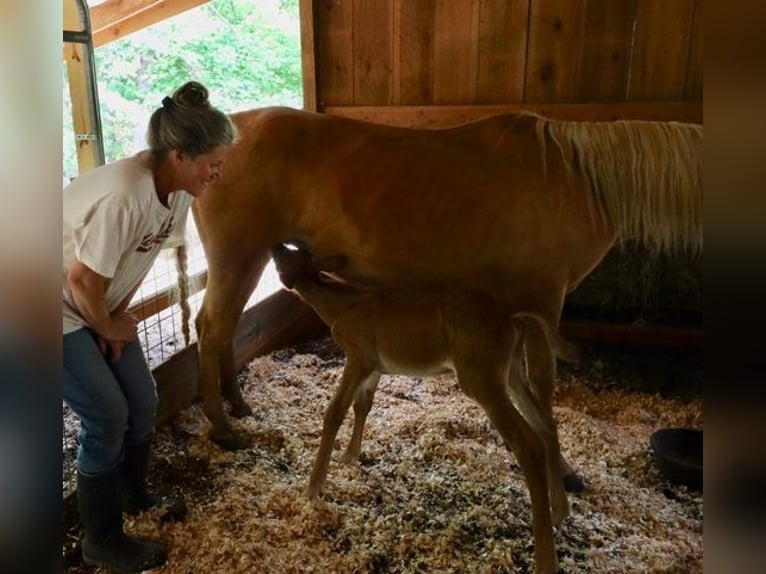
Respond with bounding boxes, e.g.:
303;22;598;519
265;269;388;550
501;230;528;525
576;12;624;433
90;0;161;29
90;0;210;47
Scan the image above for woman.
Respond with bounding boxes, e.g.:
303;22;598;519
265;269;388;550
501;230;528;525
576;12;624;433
63;81;237;572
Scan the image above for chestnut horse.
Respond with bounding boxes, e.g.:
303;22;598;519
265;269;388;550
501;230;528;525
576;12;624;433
188;107;702;490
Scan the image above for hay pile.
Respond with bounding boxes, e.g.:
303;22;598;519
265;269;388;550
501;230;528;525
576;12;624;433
63;338;702;573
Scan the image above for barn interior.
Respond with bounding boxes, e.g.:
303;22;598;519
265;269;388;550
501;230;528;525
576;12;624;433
62;1;703;572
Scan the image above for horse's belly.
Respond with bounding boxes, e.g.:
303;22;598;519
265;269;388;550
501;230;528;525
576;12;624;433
377;352;454;377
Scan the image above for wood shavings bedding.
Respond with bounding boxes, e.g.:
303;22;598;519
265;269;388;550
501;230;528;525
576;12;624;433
63;338;702;573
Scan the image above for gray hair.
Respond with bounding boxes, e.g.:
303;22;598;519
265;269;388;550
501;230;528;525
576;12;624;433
147;81;237;159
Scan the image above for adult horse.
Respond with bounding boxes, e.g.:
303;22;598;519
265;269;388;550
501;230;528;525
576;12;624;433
189;107;702;489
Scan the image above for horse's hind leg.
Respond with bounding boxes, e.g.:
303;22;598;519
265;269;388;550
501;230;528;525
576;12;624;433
457;365;559;574
509;316;569;526
525;311;584;493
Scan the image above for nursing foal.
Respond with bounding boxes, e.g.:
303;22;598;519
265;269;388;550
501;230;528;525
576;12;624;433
272;243;573;574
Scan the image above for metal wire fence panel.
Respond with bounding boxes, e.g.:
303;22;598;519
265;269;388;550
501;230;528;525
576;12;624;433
133;225;283;367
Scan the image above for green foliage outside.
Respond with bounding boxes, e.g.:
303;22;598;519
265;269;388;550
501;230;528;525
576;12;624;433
63;0;302;185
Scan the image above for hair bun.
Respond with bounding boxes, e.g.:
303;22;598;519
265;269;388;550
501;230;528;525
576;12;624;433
173;81;209;108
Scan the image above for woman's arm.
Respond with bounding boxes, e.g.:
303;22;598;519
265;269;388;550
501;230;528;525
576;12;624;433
66;259;138;343
115;281;143;315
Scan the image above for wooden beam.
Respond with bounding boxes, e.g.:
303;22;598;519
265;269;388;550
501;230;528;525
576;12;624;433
299;0;318;111
90;0;162;30
64;0;104;173
323;101;703;128
560;320;703;349
230;290;321;372
91;0;210;47
63;0;82;31
127;270;207;323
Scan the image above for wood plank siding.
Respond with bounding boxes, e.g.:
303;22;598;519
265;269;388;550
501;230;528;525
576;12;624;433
309;0;702;119
393;0;436;104
476;0;529;103
684;0;703;100
353;0;395;104
316;0;355;106
628;0;697;100
576;0;638;101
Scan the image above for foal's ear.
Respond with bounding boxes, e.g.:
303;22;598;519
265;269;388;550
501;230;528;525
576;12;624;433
313;254;346;273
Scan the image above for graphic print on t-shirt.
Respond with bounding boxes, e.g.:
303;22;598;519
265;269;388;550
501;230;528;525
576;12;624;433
136;215;175;253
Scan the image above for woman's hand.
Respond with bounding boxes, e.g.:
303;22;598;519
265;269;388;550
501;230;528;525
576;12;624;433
106;310;138;343
96;310;137;363
97;336;126;363
67;260;140;343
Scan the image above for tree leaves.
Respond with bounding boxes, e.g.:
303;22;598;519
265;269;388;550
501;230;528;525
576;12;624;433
64;0;302;176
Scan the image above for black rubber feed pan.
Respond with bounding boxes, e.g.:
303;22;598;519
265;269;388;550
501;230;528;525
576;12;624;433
650;428;703;491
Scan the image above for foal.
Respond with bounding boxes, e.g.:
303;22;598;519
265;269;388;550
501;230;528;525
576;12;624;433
272;243;571;574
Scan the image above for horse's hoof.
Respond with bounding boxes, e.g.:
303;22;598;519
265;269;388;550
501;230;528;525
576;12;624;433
340;450;359;464
551;500;570;527
229;401;253;418
209;432;250;451
563;472;585;493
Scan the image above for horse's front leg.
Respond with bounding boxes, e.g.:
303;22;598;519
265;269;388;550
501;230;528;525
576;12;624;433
195;258;265;450
219;337;252;419
196;302;241;450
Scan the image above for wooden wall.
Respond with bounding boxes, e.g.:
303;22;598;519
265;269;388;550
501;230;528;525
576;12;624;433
303;0;702;124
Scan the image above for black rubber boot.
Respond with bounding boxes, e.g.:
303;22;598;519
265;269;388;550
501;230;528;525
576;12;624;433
121;439;187;522
77;469;167;573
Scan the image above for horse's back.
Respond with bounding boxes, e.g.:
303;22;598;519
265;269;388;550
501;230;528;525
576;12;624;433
198;108;708;300
195;106;606;296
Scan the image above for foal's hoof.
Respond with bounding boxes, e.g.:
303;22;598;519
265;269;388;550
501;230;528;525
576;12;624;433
340;449;360;464
209;431;251;451
305;486;320;500
228;401;253;419
563;472;585;493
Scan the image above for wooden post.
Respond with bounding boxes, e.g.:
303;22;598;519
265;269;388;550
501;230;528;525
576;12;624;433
300;0;319;111
63;0;105;174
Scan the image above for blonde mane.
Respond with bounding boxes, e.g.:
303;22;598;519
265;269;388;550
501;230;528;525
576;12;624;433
535;116;703;255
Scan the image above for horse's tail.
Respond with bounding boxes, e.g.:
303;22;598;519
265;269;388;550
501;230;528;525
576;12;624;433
539;117;703;255
174;243;193;347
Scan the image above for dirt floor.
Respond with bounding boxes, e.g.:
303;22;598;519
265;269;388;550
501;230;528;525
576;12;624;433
62;336;702;573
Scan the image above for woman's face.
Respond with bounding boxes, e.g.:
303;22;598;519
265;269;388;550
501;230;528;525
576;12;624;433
176;144;232;197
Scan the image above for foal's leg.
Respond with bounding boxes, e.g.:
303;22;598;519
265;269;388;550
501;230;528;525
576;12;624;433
308;357;375;498
457;365;559;574
341;371;382;463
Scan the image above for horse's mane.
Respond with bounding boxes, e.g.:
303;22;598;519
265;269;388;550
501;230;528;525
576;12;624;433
533;115;703;255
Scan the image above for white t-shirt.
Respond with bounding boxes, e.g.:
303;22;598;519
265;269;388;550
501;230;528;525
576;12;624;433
63;151;192;334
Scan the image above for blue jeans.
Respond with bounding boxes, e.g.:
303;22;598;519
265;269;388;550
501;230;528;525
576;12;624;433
63;328;158;475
